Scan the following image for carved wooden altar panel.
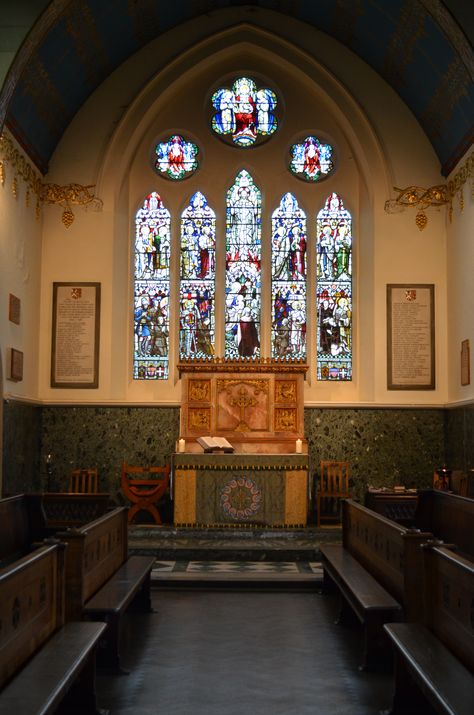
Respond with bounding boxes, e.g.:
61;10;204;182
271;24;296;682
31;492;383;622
179;360;307;453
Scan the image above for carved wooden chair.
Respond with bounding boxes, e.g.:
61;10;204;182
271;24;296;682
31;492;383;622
70;468;99;494
316;460;351;527
121;463;170;525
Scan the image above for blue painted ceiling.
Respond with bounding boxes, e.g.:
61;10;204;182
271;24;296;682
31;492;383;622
1;0;473;176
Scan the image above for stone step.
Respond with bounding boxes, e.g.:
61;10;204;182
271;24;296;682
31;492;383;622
128;525;341;562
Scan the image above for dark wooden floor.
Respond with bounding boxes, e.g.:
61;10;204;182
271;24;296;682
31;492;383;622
96;585;394;714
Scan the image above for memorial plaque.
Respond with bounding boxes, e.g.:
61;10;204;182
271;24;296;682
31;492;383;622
51;282;100;388
461;339;470;386
9;294;20;324
387;284;435;390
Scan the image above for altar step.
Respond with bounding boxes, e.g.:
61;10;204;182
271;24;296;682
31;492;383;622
128;525;341;563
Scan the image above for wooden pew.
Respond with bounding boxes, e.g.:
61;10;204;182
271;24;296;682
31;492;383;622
57;506;156;672
413;489;474;559
384;545;474;714
320;499;433;670
0;493;47;565
42;492;111;530
0;542;107;714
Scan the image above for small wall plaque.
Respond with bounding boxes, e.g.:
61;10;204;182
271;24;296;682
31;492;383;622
461;339;470;386
10;348;24;381
9;294;20;324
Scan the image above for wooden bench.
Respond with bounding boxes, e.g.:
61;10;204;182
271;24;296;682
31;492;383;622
414;489;474;559
320;499;434;669
57;507;155;672
384;545;474;714
0;542;107;714
320;543;402;670
0;493;47;565
42;492;111;530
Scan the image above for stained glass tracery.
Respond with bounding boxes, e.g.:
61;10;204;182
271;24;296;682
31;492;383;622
225;170;262;359
271;193;307;359
154;134;199;180
133;192;171;379
316;192;352;380
180;192;216;359
211;77;277;147
290;136;334;181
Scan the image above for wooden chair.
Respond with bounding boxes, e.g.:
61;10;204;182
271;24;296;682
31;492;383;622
69;468;98;493
317;460;351;527
121;463;170;525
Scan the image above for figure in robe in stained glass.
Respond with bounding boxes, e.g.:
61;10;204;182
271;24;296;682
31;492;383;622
212;78;277;147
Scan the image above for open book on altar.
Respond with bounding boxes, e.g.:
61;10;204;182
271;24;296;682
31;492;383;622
196;436;234;453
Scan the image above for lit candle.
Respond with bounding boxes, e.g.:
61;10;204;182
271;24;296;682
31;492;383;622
178;438;186;453
295;439;302;453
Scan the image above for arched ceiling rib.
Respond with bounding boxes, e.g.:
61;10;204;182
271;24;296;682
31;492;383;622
1;0;472;176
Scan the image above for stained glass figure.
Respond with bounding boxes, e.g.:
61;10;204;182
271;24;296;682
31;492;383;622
289;136;334;181
271;193;307;359
133;192;171;380
225;170;262;358
154;134;199;180
316;192;352;380
180;192;216;359
211;77;277;147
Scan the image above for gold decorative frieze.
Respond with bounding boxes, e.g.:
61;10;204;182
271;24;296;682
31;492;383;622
384;184;449;230
0;130;103;227
385;153;473;230
275;380;297;403
188;379;211;403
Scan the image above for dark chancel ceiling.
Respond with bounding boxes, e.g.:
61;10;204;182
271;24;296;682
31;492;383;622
1;0;473;176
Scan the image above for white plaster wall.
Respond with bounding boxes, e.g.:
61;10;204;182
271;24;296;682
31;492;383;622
446;148;474;405
36;13;450;406
0;132;43;400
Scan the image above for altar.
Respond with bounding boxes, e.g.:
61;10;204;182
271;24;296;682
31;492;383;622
173;453;308;527
174;359;309;527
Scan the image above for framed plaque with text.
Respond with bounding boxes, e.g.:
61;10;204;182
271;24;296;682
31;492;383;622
387;284;435;390
51;282;101;388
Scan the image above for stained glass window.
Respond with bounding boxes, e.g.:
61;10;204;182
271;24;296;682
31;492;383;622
180;192;216;359
154;134;199;180
211;77;277;147
316;192;352;380
225;170;262;358
133;192;171;379
271;193;307;359
290;136;334;181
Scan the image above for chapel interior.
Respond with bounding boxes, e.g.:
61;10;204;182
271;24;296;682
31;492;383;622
0;2;473;714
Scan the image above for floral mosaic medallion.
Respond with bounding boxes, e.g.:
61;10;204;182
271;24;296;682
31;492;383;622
221;476;262;521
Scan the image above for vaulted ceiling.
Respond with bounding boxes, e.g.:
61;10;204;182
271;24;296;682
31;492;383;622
1;0;473;176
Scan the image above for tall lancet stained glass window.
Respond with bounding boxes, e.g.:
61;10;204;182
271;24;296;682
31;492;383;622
180;192;216;359
225;170;262;359
133;192;171;380
271;193;307;359
316;193;352;380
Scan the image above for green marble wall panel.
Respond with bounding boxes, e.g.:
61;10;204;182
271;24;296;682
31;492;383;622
40;406;180;502
2;400;42;495
4;401;472;508
446;403;474;472
304;407;446;500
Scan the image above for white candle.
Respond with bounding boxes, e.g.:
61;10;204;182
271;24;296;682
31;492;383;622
178;438;186;453
295;439;302;453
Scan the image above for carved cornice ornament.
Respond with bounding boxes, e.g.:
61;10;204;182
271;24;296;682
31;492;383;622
0;131;103;227
384;153;473;230
178;357;308;375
